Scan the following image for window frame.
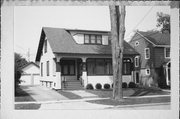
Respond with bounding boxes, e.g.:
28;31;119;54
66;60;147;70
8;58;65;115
144;48;150;59
123;58;132;75
46;61;49;76
86;58;112;76
84;34;102;45
134;56;139;67
44;39;47;53
135;41;139;46
41;62;43;77
61;60;75;76
145;68;150;75
164;47;170;58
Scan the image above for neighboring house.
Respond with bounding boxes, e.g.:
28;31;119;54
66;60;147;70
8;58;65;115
20;62;40;85
129;30;170;88
35;27;140;90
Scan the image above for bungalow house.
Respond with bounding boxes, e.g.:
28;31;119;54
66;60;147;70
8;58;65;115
35;27;140;90
129;30;170;88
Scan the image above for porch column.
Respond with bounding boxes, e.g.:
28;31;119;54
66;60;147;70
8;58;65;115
81;57;88;87
54;57;62;90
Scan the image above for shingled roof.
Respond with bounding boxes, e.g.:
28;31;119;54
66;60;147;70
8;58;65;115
36;27;139;61
135;31;170;46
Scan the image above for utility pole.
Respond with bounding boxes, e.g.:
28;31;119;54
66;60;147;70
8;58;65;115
109;5;126;101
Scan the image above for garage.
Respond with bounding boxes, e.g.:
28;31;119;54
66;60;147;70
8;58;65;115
20;62;40;85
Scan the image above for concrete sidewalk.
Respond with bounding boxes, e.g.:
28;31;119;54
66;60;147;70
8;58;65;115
19;85;69;101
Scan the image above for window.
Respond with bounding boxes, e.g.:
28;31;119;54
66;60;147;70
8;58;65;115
87;58;112;75
135;41;139;46
96;35;102;44
61;60;75;75
87;58;132;75
165;47;170;58
123;58;132;75
145;48;150;59
53;60;56;76
134;56;139;67
146;69;150;75
84;35;90;44
44;39;47;53
41;63;43;77
47;61;49;76
84;34;102;45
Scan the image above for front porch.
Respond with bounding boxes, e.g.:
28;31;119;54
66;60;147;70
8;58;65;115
52;55;136;90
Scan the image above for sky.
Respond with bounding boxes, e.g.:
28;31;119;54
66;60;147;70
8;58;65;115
14;6;170;61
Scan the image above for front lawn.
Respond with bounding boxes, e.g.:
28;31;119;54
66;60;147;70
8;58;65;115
86;96;170;106
15;87;35;102
86;88;170;98
15;103;41;110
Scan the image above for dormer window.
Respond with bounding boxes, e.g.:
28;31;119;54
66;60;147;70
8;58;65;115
84;34;102;45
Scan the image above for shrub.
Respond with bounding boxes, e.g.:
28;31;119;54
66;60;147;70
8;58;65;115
104;83;110;89
86;84;94;90
122;82;127;88
95;83;102;89
128;82;136;88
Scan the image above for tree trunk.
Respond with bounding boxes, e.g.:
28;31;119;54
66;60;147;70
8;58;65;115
109;5;126;100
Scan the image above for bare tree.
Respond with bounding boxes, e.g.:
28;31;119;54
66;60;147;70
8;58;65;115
109;5;126;100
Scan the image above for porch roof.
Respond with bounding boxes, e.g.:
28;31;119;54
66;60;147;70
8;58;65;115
36;27;139;61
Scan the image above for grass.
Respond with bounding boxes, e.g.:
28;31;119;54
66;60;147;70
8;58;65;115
86;96;170;106
15;103;41;110
15;87;36;102
85;87;170;106
86;87;170;98
56;90;82;99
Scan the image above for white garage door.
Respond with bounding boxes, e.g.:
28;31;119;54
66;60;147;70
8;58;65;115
20;74;40;85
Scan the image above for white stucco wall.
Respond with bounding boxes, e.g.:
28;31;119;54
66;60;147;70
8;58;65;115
87;75;132;89
73;34;84;44
40;38;57;85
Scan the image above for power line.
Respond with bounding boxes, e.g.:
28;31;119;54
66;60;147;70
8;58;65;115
125;6;154;39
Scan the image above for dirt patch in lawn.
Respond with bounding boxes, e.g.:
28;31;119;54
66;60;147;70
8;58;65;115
86;96;170;106
15;87;36;102
15;103;41;110
56;90;82;99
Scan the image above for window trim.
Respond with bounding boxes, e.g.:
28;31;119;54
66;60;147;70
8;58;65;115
87;58;113;76
144;48;150;59
46;61;49;76
41;63;43;77
145;68;150;75
164;47;170;58
84;34;102;45
44;39;47;53
134;56;139;67
135;41;139;46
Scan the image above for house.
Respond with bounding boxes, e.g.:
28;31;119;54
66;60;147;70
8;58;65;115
35;27;140;90
129;30;170;88
20;62;40;85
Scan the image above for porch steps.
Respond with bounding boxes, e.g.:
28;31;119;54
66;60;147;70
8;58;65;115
62;80;84;90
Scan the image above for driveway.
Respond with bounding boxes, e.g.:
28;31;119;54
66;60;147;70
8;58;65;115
17;85;68;102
